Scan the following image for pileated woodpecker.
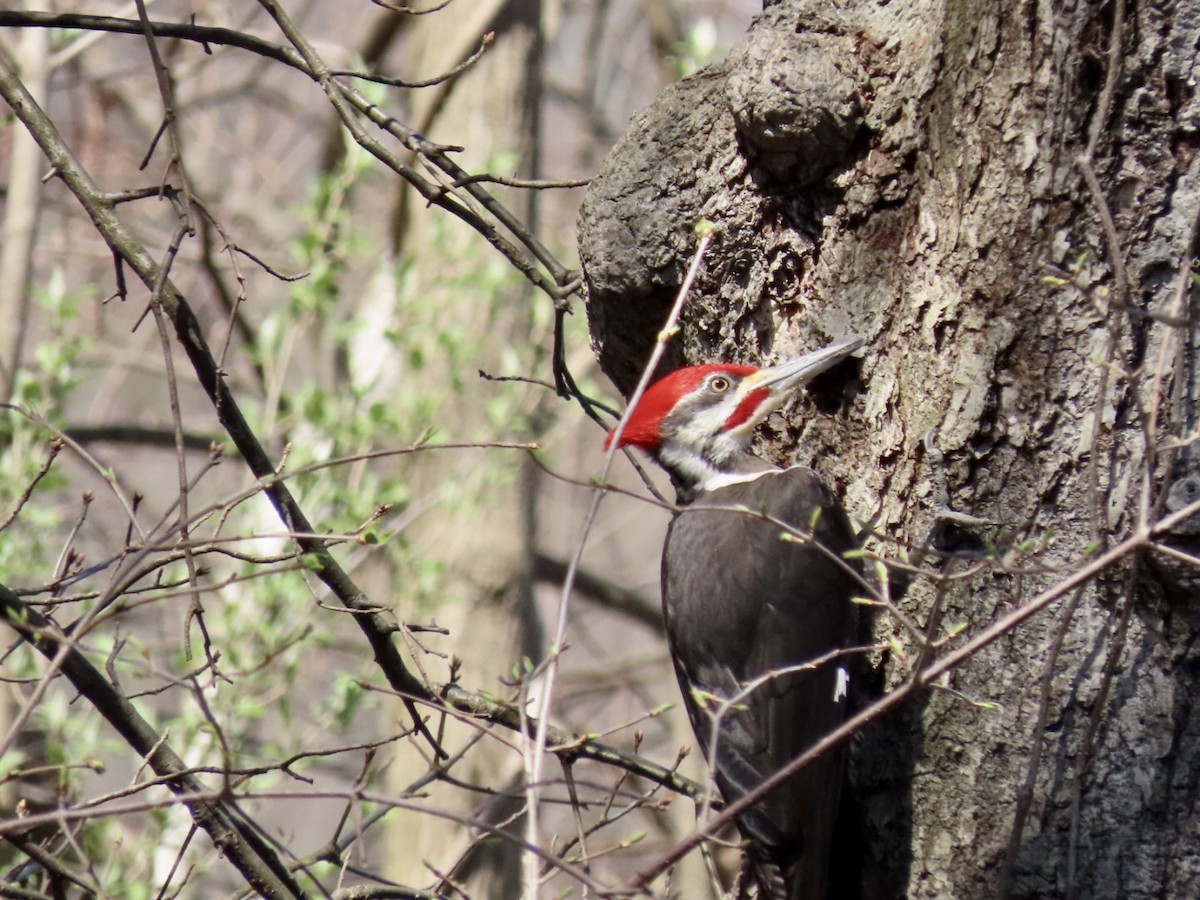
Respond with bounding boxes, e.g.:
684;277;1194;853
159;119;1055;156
606;339;863;900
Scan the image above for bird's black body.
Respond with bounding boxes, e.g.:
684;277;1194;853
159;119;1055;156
663;465;860;900
606;339;864;900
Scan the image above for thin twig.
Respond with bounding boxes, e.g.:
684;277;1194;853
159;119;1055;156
521;225;716;896
0;582;306;896
0;435;61;533
331;30;492;89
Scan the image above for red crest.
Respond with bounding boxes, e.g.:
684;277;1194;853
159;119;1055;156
605;364;759;451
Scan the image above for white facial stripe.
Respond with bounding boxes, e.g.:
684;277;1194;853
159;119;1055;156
659;443;724;491
656;376;792;492
658;445;777;494
667;383;781;446
677;400;737;441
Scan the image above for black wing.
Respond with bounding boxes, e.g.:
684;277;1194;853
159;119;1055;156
662;466;861;900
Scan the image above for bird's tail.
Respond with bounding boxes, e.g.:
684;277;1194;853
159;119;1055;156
750;857;791;900
748;859;825;900
749;838;831;900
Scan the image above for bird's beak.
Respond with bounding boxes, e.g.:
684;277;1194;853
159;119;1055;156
746;337;865;395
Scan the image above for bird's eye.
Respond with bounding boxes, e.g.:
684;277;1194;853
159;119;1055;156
709;375;731;393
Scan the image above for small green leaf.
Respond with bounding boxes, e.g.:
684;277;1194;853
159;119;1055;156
942;620;968;638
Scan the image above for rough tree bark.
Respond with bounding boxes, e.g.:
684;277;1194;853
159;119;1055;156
579;1;1200;898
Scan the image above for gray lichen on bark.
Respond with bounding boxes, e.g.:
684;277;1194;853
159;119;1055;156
578;2;897;396
724;6;867;186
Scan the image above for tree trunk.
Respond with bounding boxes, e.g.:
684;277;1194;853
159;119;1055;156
578;1;1200;898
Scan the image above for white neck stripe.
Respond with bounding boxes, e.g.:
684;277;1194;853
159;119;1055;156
695;469;776;492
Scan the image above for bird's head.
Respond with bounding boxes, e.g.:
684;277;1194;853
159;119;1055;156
605;338;862;495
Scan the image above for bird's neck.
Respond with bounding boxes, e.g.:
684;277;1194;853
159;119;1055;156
661;448;778;505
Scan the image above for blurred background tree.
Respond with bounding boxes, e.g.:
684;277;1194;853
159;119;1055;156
0;1;754;897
